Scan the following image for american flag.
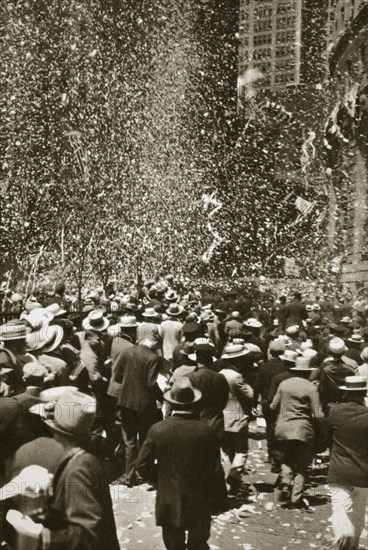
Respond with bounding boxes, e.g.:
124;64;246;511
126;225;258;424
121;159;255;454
295;196;315;216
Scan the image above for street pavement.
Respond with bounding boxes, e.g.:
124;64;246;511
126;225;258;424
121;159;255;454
108;421;368;550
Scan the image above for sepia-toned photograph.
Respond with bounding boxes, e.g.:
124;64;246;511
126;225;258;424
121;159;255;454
0;0;367;548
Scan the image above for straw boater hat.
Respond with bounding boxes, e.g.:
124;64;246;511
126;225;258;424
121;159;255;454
163;378;202;406
45;303;67;317
328;337;348;355
339;375;367;392
45;390;96;438
286;325;300;336
221;343;249;360
348;333;364;344
26;325;64;353
269;339;286;354
107;315;138;338
142;307;159;319
0;320;26;342
23;308;54;331
188;338;216;362
244;318;262;328
23;362;48;379
290;355;318;371
118;315;138;328
279;349;299;362
340;316;351;324
165;290;178;303
166;303;184;317
82;309;109;332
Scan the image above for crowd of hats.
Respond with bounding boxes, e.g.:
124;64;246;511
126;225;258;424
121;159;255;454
2;280;368;408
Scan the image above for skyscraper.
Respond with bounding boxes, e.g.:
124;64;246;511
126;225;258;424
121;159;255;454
238;0;302;92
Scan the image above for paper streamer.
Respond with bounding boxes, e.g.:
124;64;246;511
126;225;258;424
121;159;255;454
301;130;316;175
201;192;224;264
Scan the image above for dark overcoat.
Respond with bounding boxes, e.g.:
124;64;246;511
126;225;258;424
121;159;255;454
42;449;119;550
136;415;226;529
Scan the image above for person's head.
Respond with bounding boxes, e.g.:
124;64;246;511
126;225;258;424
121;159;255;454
286;325;300;339
290;355;318;378
189;338;216;367
0;321;27;354
55;281;65;296
166;303;185;319
243;318;262;336
139;338;160;353
279;349;299;368
294;292;302;301
82;310;109;333
269;339;286;358
141;308;160;324
163;377;201;413
23;362;47;389
328;337;347;359
279;296;286;304
347;333;364;349
117;315;138;343
46;390;96;448
220;343;249;370
182;322;201;342
339;376;367;404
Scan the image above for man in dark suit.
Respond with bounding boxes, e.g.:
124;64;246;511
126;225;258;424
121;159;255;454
188;338;229;443
284;291;307;329
325;376;368;550
11;362;49;452
136;378;226;550
114;338;163;486
4;390;120;550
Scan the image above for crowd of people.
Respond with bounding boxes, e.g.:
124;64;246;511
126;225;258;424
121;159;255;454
0;275;367;550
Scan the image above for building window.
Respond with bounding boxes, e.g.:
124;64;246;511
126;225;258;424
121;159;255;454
253;33;272;46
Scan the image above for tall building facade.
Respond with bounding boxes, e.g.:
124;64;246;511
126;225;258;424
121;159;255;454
238;0;302;91
325;1;368;289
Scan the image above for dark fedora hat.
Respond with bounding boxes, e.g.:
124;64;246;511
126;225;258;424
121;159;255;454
164;378;201;406
45;390;96;438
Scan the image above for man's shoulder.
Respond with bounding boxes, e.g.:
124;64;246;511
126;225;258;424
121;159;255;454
153;416;213;434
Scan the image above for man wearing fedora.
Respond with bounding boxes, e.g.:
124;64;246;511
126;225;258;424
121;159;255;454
270;357;323;508
172;321;201;370
137;307;162;346
6;390;120;550
187;338;229;443
218;343;254;495
113;337;163;486
344;332;365;366
77;310;114;455
136;378;226;550
0;320;30;396
161;304;184;365
312;338;358;415
325;376;368;550
254;340;292;473
10;362;50;454
284;292;307;329
109;315;138;366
